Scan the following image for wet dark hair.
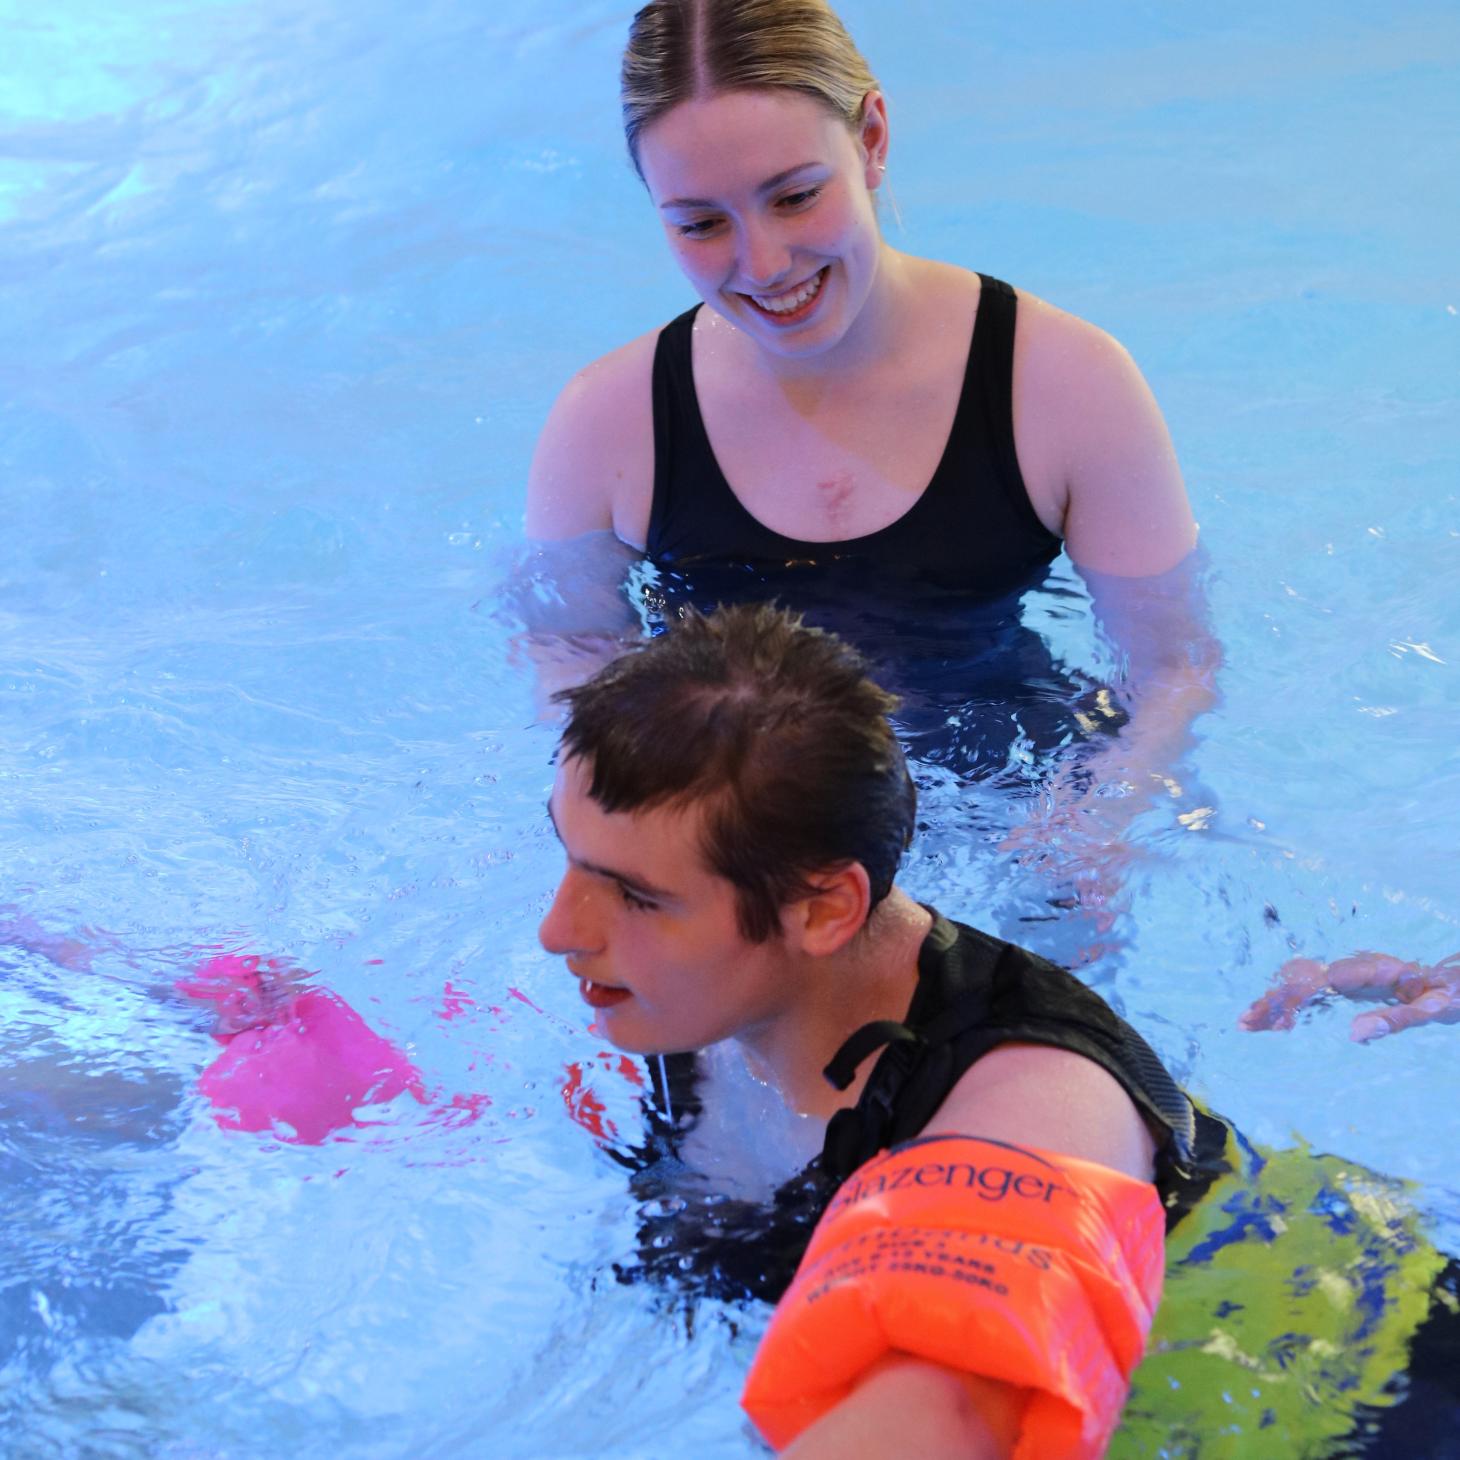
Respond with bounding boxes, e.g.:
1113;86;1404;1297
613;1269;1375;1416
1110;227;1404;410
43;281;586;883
621;0;879;178
554;604;915;942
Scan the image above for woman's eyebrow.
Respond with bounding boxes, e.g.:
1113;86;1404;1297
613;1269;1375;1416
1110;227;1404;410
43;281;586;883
658;161;822;211
757;162;821;193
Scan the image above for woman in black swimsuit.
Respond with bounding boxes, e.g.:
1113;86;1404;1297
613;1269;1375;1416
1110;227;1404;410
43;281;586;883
521;0;1218;880
527;0;1196;582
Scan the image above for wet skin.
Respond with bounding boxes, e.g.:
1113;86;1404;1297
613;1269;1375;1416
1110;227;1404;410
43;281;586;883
540;754;800;1057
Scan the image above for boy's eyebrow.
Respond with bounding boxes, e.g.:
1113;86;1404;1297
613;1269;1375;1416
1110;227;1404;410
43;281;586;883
545;796;677;903
658;161;822;211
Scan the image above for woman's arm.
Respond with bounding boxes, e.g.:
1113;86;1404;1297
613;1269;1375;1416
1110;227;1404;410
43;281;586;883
1008;556;1223;892
501;532;646;714
1008;300;1221;911
1014;297;1195;577
523;330;657;545
516;333;659;706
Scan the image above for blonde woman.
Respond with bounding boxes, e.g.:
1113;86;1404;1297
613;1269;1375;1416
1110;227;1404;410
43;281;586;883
525;0;1219;897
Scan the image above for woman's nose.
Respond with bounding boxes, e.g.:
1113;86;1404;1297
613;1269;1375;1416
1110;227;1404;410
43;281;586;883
737;219;792;290
539;868;601;957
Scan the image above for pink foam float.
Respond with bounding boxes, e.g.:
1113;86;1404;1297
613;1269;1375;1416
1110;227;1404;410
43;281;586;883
179;953;427;1144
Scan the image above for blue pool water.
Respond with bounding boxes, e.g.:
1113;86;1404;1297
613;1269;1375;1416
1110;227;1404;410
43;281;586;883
2;2;1458;1455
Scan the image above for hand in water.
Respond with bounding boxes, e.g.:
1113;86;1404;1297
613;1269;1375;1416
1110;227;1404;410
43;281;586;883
177;952;426;1142
1005;556;1222;934
511;629;633;718
1240;951;1460;1042
499;532;644;717
175;953;311;1036
1001;769;1150;934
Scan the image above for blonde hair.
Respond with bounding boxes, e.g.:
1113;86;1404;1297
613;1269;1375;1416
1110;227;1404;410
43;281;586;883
621;0;880;177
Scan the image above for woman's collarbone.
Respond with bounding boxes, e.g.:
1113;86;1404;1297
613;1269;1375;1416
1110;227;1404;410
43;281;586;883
708;391;950;540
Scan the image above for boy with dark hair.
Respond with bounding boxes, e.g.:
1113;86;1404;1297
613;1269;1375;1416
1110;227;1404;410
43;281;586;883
541;604;1209;1459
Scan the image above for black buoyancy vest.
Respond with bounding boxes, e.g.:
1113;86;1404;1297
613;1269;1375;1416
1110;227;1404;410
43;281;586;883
615;910;1227;1304
820;911;1225;1209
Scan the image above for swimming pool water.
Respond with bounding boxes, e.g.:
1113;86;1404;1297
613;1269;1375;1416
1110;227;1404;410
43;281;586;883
2;2;1458;1455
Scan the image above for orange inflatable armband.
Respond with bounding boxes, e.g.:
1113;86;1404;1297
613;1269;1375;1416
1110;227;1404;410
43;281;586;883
740;1135;1164;1458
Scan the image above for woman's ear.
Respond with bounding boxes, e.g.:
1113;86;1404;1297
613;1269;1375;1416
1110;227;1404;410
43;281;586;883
859;90;890;187
783;862;872;956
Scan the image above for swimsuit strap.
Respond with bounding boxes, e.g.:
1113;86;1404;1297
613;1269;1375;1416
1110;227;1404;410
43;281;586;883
648;305;743;557
964;274;1050;538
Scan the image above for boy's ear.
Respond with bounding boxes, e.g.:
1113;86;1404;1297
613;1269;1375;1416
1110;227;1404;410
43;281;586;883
782;862;871;956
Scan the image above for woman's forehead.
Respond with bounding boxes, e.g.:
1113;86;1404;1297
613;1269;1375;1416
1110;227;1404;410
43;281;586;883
639;89;848;197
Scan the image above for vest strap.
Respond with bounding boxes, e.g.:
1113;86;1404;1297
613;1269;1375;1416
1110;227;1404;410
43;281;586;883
822;1020;918;1092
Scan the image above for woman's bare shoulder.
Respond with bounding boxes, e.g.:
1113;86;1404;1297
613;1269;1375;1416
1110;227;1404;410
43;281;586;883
1011;289;1194;571
525;325;662;545
1010;288;1137;485
1014;287;1135;380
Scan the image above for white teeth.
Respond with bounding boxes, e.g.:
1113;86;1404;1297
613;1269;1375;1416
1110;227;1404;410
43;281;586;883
752;269;824;314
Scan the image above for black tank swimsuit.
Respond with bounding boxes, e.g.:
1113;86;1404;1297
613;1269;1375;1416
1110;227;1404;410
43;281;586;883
645;275;1062;597
616;910;1228;1305
637;278;1117;778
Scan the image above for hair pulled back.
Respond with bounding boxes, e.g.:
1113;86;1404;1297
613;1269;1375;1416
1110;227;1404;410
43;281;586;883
621;0;879;177
555;604;915;943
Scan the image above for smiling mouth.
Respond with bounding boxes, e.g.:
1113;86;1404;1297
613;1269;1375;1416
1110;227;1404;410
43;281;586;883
742;266;828;322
